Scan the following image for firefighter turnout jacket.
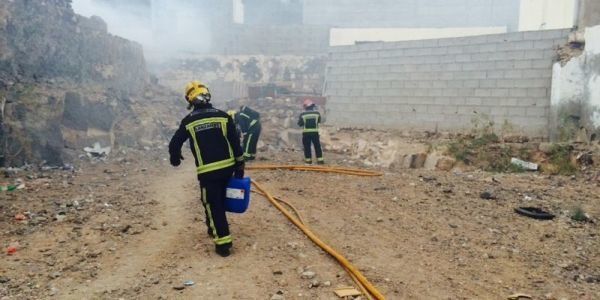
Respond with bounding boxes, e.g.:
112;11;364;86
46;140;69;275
238;106;260;133
298;110;321;133
169;104;244;179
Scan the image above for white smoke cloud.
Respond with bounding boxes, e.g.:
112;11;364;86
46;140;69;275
71;0;212;60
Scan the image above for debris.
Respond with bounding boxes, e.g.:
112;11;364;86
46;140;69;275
49;287;59;296
479;191;496;200
514;207;555;220
84;142;112;158
62;163;75;171
503;135;529;143
323;281;331;287
270;293;285;300
308;279;320;288
575;152;593;166
334;286;362;298
55;213;67;222
301;271;316;279
0;185;17;192
0;276;10;283
7;246;17;255
435;157;456;171
14;213;27;221
172;286;185;291
183;280;195;286
510;158;538;171
508;293;532;300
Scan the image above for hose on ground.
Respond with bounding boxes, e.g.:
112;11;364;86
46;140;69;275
252;189;374;300
246;164;383;177
250;164;385;300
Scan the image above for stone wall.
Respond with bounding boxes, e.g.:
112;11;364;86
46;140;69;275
0;0;173;166
325;29;571;136
0;0;147;92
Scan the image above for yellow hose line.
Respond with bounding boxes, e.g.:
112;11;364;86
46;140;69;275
246;164;384;177
345;265;375;300
252;180;386;300
253;189;373;299
252;190;307;225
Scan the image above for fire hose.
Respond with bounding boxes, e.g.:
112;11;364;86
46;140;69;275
248;165;385;300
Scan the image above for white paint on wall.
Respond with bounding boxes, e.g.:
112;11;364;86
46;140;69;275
551;60;585;106
330;27;507;46
585;26;600;127
519;0;576;31
551;25;600;132
590;75;600;127
585;25;600;55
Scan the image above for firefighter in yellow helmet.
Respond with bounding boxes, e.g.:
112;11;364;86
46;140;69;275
169;81;245;257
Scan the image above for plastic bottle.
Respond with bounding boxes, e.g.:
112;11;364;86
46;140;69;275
0;185;16;192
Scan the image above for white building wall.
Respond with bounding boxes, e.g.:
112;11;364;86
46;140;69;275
550;25;600;139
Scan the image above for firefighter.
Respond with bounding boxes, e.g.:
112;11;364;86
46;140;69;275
298;99;324;164
237;105;261;161
169;81;245;257
227;110;242;142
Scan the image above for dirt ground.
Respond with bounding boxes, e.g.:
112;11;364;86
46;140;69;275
1;144;599;300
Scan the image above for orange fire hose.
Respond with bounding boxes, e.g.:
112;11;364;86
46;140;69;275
250;164;385;300
246;164;383;177
252;190;373;300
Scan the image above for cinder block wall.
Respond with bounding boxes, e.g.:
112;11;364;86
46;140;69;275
324;29;571;136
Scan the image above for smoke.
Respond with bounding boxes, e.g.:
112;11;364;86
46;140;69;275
71;0;212;61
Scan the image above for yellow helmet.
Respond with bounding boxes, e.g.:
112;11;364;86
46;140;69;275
227;110;237;118
184;81;211;105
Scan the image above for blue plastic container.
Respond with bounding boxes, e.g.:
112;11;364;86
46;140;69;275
225;177;251;213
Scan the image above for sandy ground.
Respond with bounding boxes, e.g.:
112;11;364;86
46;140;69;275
1;147;599;300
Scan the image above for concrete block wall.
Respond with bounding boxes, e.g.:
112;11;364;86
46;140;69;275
324;29;571;136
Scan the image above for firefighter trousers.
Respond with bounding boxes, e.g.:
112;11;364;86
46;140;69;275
199;178;232;248
302;132;323;163
243;125;261;160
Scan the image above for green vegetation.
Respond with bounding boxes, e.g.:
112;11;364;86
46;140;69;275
548;144;577;175
447;133;527;173
557;111;580;142
571;206;589;222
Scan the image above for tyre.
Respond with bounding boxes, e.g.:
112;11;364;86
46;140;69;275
514;207;555;220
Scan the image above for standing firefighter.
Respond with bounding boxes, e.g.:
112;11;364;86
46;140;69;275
237;106;261;161
298;99;324;164
169;81;245;257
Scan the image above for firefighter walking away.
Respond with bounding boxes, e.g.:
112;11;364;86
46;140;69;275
298;99;324;164
169;81;245;257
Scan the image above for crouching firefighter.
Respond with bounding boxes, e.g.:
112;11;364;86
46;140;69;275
169;81;245;257
237;106;261;161
298;99;324;164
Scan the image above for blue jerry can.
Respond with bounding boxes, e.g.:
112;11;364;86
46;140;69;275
225;177;251;213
